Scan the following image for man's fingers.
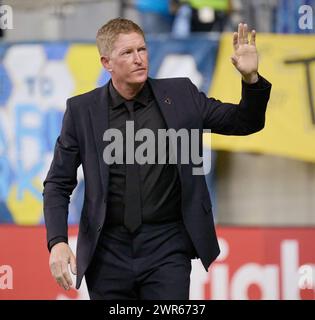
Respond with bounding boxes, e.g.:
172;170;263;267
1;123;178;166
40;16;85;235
231;55;238;66
70;253;77;275
250;30;256;46
50;259;72;290
53;262;69;290
237;23;255;46
61;261;73;289
244;24;249;44
238;23;243;44
232;32;238;50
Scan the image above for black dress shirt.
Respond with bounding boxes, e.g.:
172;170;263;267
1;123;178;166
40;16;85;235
105;80;182;226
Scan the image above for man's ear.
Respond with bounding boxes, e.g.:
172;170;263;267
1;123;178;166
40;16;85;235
100;56;112;72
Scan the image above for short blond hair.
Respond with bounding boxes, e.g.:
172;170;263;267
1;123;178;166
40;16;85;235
96;18;145;56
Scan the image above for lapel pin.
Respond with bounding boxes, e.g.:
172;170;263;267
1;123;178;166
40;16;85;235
164;97;172;104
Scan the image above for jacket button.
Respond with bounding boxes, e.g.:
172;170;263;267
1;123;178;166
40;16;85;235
97;225;102;232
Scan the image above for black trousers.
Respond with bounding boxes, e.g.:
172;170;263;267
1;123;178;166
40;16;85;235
85;221;195;300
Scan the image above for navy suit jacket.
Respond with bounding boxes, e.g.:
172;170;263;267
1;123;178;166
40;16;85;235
43;76;271;289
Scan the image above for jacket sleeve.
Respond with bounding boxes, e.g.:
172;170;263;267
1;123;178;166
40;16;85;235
43;98;81;250
187;74;272;135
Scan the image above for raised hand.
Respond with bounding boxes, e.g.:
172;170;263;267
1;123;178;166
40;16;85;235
231;23;259;84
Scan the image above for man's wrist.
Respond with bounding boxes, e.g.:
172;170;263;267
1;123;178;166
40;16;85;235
242;72;259;84
48;236;68;252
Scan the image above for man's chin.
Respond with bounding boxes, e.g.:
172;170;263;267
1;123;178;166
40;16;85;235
130;74;148;84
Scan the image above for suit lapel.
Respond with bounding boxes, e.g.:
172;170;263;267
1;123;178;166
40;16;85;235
88;83;110;195
148;77;179;131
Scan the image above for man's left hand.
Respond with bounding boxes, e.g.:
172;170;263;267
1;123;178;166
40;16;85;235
231;23;258;84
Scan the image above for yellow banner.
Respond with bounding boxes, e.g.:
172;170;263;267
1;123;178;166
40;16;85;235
207;33;315;163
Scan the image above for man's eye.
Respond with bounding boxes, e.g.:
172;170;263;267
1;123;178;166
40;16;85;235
139;47;146;52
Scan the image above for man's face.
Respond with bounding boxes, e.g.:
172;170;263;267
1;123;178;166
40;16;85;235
103;32;148;86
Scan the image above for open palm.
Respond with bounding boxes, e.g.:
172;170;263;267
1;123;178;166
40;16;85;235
231;23;258;83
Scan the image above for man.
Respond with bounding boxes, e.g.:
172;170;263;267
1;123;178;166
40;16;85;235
43;18;271;299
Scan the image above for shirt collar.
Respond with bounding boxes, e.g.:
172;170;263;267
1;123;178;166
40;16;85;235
109;80;152;109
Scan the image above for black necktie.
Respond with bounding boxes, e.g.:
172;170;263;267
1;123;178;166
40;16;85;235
124;100;142;232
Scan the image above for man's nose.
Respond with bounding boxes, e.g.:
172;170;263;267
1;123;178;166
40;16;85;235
133;51;142;64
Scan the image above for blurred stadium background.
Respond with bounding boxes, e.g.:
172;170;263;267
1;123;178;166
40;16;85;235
0;0;314;300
